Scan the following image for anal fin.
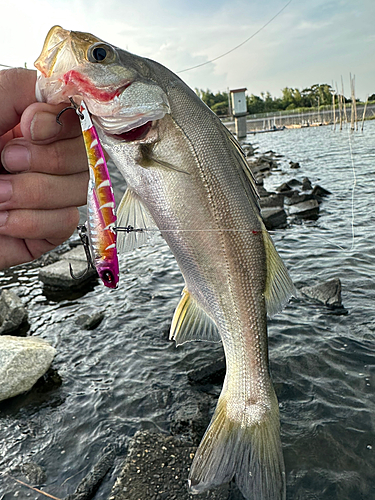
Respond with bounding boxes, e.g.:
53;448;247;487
170;288;220;346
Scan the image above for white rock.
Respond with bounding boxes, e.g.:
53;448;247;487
0;336;56;402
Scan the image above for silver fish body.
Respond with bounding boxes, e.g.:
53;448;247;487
35;27;294;500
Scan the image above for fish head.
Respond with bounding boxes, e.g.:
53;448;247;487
35;26;170;135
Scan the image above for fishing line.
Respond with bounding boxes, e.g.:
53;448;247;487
177;0;293;73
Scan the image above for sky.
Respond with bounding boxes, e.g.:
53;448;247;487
2;0;374;100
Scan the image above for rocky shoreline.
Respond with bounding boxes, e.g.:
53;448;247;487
1;141;346;500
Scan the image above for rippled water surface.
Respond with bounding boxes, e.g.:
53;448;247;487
1;122;375;500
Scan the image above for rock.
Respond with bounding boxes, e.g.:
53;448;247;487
261;207;287;230
170;392;212;445
275;182;297;198
39;247;97;289
300;278;343;308
15;462;47;486
0;336;56;402
288;199;319;219
301;177;313;191
75;312;105;330
256;184;273;198
312;185;332;197
109;431;230;500
289;161;300;169
0;289;28;335
285;193;317;206
259;194;284;209
66;446;116;500
287;178;302;188
188;356;226;386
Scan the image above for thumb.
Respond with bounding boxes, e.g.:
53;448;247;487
0;68;37;136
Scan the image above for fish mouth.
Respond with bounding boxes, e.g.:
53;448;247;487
35;26;170;140
35;25;133;108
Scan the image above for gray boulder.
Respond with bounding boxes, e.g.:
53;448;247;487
261;207;287;229
39;247;96;289
0;336;56;401
0;289;28;335
288;199;319;219
300;278;343;308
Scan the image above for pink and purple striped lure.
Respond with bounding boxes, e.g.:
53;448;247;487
77;100;119;288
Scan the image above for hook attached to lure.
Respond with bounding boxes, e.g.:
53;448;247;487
69;224;96;280
56;97;84;125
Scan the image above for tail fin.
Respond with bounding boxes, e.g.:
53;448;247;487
188;390;285;500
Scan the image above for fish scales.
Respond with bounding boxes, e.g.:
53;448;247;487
35;26;294;500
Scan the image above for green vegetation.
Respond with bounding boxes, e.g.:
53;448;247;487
195;84;359;116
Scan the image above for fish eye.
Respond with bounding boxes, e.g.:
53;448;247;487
87;43;115;64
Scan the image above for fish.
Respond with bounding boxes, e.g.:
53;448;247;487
35;26;295;500
58;98;119;288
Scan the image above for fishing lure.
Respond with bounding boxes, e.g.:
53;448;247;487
57;98;119;288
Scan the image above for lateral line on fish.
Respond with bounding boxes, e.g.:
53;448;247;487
115;226;265;234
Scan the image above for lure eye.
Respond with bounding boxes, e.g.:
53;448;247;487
100;269;118;289
87;43;116;64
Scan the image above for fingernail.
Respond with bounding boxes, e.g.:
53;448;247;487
0;181;12;203
0;211;8;226
30;112;62;141
1;145;31;172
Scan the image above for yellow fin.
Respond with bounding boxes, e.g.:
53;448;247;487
189;386;286;499
170;288;220;346
262;227;295;316
116;188;156;253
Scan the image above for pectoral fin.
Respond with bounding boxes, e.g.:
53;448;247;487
116;188;156;253
170;288;220;346
262;227;296;316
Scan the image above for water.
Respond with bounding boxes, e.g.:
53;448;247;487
1;122;375;499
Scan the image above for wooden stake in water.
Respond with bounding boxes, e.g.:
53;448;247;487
361;95;369;132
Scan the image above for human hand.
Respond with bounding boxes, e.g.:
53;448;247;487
0;68;88;270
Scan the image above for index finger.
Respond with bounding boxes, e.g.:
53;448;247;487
0;68;37;136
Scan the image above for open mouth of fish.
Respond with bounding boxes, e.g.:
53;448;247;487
34;26;169;143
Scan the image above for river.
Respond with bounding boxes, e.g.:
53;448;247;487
0;121;374;500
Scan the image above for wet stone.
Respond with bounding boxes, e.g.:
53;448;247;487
14;462;47;486
286;193;317;206
312;185;332;197
39;253;97;290
302;177;313;191
75;312;105;330
289;161;301;169
188;356;226;386
0;289;28;335
259;194;284;209
109;431;229;500
287;178;303;188
288;199;319;219
66;446;116;500
256;184;273;198
261;207;287;230
0;336;56;402
300;278;343;309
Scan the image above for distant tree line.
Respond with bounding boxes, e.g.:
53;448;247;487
196;84;372;116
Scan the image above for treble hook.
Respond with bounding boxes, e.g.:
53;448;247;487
69;224;96;280
56;97;84;125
